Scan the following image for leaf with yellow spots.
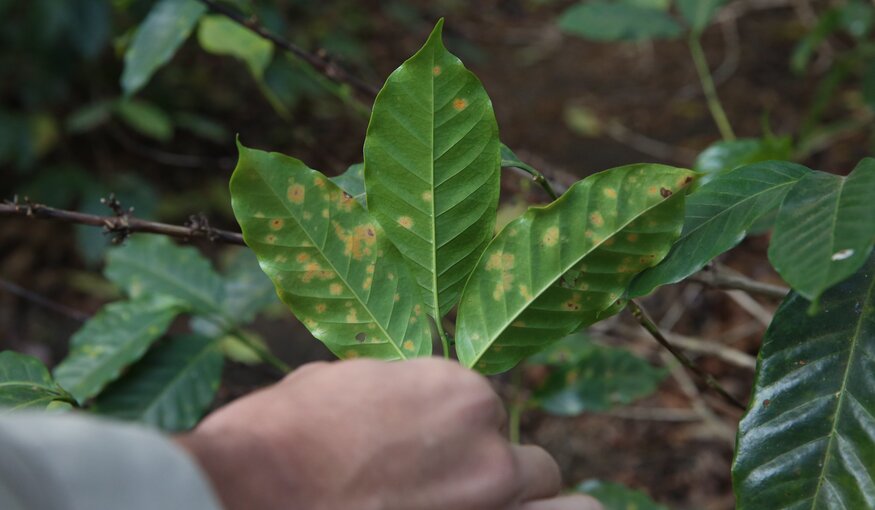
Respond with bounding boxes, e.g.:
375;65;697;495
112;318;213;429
364;19;500;321
53;295;188;404
456;164;695;374
230;142;432;360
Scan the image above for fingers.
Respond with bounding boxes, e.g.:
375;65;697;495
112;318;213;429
520;494;604;510
513;445;562;502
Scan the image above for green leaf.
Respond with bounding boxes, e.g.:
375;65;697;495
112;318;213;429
230;143;432;360
558;1;683;42
0;352;72;412
364;20;500;319
577;480;668;510
219;248;280;324
197;15;274;79
527;332;596;365
500;144;540;176
732;255;875;509
330;163;366;208
791;9;841;74
677;0;725;33
693;137;793;186
53;296;186;404
105;235;225;315
120;0;206;96
534;343;666;415
768;160;875;302
94;335;223;432
456;164;695;374
113;99;174;142
629;161;810;298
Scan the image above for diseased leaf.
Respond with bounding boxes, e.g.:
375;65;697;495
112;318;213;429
230;143;432;360
456;164;695;374
558;1;683;42
768;159;875;302
732;255;875;509
629;161;810;298
53;295;186;404
533;341;666;415
105;235;225;315
197;15;273;78
330;163;366;208
94;335;223;432
364;20;500;319
0;352;73;412
577;480;668;510
120;0;206;96
677;0;726;33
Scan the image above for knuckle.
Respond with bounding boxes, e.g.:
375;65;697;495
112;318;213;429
477;438;521;503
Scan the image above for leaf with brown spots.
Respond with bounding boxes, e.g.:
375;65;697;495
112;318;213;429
230;143;432;360
456;164;695;374
364;19;500;321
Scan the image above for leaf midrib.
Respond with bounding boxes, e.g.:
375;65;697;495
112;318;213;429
808;268;875;508
251;163;407;359
469;187;682;366
113;254;221;313
131;341;218;419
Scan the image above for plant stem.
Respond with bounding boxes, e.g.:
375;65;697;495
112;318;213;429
688;35;736;142
690;264;789;299
506;164;560;201
228;328;292;374
627;300;746;411
433;318;451;359
508;366;524;444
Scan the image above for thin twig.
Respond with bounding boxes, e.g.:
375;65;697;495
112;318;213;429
0;278;89;323
690;264;789;299
688;35;736;141
627;300;746;411
0;199;245;245
195;0;379;99
504;166;560;201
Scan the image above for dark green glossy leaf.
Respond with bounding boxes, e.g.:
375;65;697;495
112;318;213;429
197;15;273;78
577;480;668;510
457;164;694;374
230;143;432;360
694;137;793;186
105;235;225;315
330;163;366;207
559;1;683;42
534;343;666;415
733;255;875;509
629;161;810;297
677;0;725;33
120;0;206;96
94;335;223;432
364;20;500;319
0;352;72;412
53;295;186;404
501;144;540;177
768;160;875;302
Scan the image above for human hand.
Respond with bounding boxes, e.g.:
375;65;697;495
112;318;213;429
177;358;602;510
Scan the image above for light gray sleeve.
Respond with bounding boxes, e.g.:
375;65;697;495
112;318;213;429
0;412;223;510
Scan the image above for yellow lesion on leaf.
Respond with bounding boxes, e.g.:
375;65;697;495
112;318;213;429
363;277;372;290
270;218;284;230
603;188;617;199
626;233;638;242
265;234;277;244
453;98;468;111
589;212;604;228
315;303;327;314
287;184;305;204
512;320;526;328
398;216;414;229
393;293;401;302
329;283;343;296
542;226;560;247
492;271;515;301
421;191;433;202
314;176;326;188
322;209;329;218
564;293;582;311
275;254;288;263
432;66;442;76
338;192;355;212
346;309;358;322
296;253;310;263
519;285;533;301
486;251;515;271
302;262;334;283
334;222;377;260
403;340;415;351
345;350;360;359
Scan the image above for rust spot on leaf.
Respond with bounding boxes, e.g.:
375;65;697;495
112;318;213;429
589;212;604;228
287;184;305;204
452;98;468;111
660;187;672;198
542;226;559;247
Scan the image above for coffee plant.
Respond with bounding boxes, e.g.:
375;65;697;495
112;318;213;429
2;2;875;508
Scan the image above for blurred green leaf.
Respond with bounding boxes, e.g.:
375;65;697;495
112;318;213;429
563;104;602;137
559;1;683;42
66;100;114;134
534;343;666;415
528;332;596;366
0;352;73;413
113;99;174;142
120;0;206;96
577;480;668;510
839;0;875;39
173;112;230;143
94;335;223;432
219;330;269;365
219;248;280;324
768;159;875;302
629;161;810;297
105;235;225;315
197;15;273;79
791;9;840;74
68;0;111;59
693;137;793;185
677;0;725;33
733;255;875;509
53;296;187;404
